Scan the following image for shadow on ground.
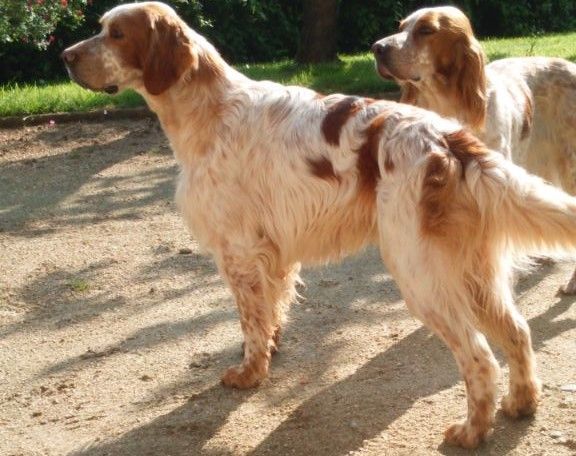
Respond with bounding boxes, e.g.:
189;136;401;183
0;119;173;236
67;265;575;456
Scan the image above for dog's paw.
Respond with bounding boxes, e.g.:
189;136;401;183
501;383;540;418
444;421;489;449
221;365;264;389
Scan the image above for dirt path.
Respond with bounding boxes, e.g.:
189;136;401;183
0;119;575;456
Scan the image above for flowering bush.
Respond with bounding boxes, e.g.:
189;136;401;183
0;0;89;48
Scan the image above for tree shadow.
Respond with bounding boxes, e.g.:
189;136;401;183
39;307;239;377
68;382;258;456
0;119;173;237
1;247;224;339
250;292;573;456
64;254;574;456
0;260;127;339
25;247;400;382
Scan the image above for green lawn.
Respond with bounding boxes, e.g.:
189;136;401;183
1;32;575;117
0;82;143;117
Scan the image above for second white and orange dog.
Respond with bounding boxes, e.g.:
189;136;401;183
373;6;576;291
64;2;576;448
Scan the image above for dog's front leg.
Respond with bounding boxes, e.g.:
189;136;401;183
221;294;272;389
216;249;298;389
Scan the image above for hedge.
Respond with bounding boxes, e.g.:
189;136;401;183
1;0;574;84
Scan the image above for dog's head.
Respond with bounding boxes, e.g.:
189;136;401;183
371;6;487;127
62;1;222;96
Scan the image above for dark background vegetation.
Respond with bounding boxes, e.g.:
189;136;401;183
1;0;575;84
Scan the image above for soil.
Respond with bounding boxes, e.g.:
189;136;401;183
0;119;575;456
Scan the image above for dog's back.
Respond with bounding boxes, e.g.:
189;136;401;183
486;57;576;187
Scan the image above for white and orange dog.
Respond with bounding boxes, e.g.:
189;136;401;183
373;6;576;292
64;2;576;448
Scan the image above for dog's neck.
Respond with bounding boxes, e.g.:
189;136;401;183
140;49;243;168
402;77;487;133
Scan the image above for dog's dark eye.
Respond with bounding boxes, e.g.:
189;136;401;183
110;27;124;40
417;26;436;36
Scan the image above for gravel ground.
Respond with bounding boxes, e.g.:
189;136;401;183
0;119;575;456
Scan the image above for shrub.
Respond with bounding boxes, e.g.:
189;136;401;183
0;0;574;84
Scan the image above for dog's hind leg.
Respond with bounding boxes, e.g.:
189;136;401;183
383;259;498;446
472;277;541;418
217;245;299;389
415;306;499;448
378;210;498;447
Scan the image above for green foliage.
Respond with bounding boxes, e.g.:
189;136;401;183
187;0;302;63
0;0;301;83
2;31;575;117
0;0;88;48
338;0;576;54
0;0;575;84
338;0;445;54
471;0;576;37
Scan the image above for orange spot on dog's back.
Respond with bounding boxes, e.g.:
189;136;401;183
444;129;489;174
322;96;361;146
322;96;375;146
356;113;389;207
307;156;341;183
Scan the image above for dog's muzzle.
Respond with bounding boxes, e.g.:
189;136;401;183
371;42;395;80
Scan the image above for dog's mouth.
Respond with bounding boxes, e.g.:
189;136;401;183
66;68;92;91
375;62;421;83
65;66;119;95
375;62;396;81
103;85;119;95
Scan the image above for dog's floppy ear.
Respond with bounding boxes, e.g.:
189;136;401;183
454;37;487;130
143;15;197;95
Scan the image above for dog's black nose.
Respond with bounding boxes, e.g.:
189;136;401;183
61;49;76;64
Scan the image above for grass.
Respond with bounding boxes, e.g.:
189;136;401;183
239;52;391;96
67;277;90;293
483;32;576;61
0;81;143;117
1;31;575;117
